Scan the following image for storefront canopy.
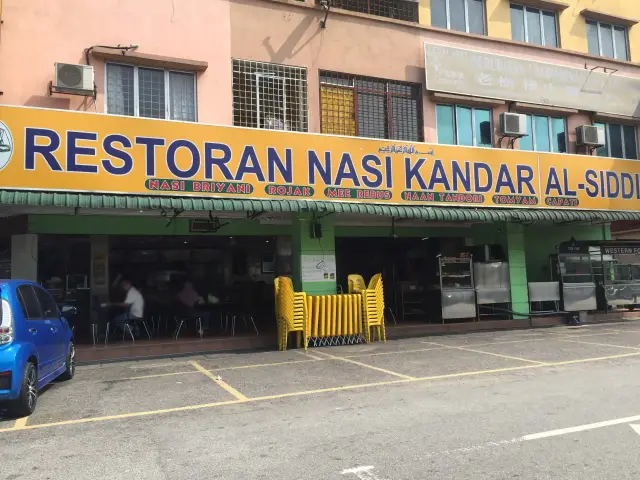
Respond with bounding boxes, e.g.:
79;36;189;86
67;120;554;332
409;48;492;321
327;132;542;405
2;190;640;223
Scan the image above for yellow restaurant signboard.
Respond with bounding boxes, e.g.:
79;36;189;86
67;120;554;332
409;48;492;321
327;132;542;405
0;105;638;212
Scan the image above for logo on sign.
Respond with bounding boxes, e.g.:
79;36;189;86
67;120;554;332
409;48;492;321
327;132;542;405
0;121;14;171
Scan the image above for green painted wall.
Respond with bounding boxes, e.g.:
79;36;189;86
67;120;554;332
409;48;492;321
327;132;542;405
506;224;529;318
524;224;611;282
27;215;290;237
292;213;336;295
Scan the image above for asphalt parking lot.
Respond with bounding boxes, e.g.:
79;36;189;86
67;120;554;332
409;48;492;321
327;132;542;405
3;322;640;479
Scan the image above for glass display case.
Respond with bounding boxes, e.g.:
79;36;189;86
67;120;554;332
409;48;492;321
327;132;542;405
557;252;597;312
438;255;476;320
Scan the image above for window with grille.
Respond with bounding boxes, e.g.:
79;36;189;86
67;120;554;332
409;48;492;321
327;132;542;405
586;20;629;61
322;0;419;22
431;0;486;35
518;115;566;153
320;72;422;142
105;63;196;121
436;105;492;147
510;3;558;47
232;59;308;132
594;122;638;160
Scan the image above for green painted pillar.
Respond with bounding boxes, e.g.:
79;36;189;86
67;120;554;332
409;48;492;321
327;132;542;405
506;223;529;319
292;212;337;295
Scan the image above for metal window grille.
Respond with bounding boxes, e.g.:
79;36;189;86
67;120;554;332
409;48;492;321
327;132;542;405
322;0;419;22
232;59;308;132
320;72;423;142
105;63;196;121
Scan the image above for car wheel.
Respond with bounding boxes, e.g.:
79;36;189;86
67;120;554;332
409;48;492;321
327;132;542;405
59;343;75;381
11;362;38;417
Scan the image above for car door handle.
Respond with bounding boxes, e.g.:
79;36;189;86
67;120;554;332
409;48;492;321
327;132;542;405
29;328;37;333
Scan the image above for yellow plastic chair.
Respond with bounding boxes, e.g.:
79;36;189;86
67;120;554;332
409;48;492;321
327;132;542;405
348;274;366;294
274;276;309;351
362;273;386;344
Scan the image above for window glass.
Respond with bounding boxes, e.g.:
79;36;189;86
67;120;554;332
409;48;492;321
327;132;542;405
475;109;492;147
586;21;600;55
608;123;624;159
510;4;525;42
534;115;550;152
431;0;448;28
455;106;473;146
594;122;608;157
16;286;42;320
436;105;455;145
449;0;467;32
542;11;558;47
599;23;614;58
550;117;566;153
520;115;534;151
106;64;135;116
467;0;485;34
623;125;638;160
525;7;542;45
169;72;196;122
34;287;58;320
138;68;166;119
613;26;628;61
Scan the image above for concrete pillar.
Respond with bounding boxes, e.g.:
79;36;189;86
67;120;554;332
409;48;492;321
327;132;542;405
291;212;337;295
506;224;529;319
10;234;38;281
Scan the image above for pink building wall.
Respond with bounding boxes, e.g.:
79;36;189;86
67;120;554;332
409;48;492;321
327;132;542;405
0;0;232;125
1;0;638;150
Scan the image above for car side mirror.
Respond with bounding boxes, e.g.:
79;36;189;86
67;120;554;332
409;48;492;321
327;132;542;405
60;304;77;319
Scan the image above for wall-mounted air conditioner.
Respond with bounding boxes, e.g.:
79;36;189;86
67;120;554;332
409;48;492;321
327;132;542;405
52;63;95;95
576;125;605;147
499;112;527;137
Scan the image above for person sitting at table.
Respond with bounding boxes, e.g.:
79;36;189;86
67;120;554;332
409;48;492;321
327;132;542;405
108;278;145;337
177;280;210;331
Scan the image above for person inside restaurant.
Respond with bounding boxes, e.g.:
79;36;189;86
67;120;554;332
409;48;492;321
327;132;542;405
106;278;146;337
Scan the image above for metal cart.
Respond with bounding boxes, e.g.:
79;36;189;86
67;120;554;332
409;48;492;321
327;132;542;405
439;255;476;321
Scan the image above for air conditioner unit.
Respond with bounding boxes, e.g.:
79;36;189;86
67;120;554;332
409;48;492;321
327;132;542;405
53;63;94;94
499;112;527;137
576;125;605;147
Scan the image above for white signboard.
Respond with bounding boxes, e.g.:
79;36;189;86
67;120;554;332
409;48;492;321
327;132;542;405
301;254;336;282
424;42;640;119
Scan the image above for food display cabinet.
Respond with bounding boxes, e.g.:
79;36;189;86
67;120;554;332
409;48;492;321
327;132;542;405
557;247;597;312
474;261;510;317
439;255;476;320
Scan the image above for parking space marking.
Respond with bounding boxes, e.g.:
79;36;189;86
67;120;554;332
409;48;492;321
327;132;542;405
294;350;325;361
424;342;547;365
555;338;640;351
190;361;248;401
7;349;640;435
521;413;640;441
313;350;416;379
344;346;449;359
13;417;28;430
420;338;546;348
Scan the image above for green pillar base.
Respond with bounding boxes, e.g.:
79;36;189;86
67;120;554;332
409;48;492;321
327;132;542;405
506;223;529;319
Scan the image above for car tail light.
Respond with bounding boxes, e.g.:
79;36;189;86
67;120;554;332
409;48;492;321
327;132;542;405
0;298;13;345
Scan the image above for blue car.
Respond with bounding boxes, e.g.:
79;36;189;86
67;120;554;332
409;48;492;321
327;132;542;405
0;280;75;417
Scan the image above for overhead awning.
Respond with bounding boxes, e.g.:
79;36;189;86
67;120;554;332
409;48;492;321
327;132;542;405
1;190;639;223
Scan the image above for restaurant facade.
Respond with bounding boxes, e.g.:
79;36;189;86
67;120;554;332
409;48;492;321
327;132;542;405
0;0;639;359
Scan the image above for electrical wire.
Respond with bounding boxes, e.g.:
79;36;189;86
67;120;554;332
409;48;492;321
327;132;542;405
85;44;139;66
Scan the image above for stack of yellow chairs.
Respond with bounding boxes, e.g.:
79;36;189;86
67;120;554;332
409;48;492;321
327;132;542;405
362;273;386;344
274;276;309;351
347;274;366;294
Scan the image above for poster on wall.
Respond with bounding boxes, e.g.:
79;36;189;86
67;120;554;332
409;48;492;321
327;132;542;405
301;255;336;283
2;105;640;212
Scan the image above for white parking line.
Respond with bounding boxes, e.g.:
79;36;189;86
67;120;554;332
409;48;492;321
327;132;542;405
521;414;640;441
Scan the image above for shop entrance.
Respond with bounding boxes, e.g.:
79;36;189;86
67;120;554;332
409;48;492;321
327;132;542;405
336;236;508;324
38;234;284;347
